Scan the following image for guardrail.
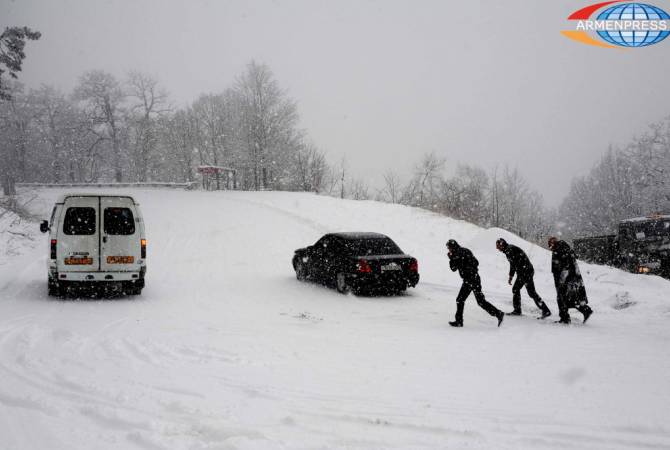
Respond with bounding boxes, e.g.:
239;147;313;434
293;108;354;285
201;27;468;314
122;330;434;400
17;182;199;190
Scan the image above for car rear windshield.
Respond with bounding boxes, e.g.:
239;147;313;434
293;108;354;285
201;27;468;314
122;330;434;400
63;207;96;235
343;238;403;256
104;207;135;235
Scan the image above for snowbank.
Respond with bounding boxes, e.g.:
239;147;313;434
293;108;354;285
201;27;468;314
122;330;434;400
0;187;668;450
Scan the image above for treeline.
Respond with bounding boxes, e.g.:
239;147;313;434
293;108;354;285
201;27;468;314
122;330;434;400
560;117;670;238
369;153;553;243
0;60;330;195
0;56;552;242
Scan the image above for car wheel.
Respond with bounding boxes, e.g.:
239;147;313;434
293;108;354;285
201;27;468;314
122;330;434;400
295;261;307;281
336;272;349;294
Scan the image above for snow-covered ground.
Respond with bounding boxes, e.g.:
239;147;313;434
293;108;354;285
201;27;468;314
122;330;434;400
1;188;669;450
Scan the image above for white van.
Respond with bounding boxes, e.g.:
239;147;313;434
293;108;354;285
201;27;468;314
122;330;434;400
40;194;147;296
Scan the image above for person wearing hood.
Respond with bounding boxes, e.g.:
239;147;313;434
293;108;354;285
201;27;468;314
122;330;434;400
495;238;552;319
446;239;504;328
548;237;593;324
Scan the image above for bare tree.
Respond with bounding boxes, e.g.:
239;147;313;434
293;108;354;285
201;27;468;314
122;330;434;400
381;170;403;204
31;85;78;182
234;61;299;190
126;72;170;181
442;164;489;224
161;109;197;183
294;141;328;193
73;70;126;181
402;152;445;210
0;82;35;195
337;156;348;199
191;93;235;189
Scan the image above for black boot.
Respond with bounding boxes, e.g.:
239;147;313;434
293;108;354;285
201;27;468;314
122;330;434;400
506;310;522;316
538;309;552;320
497;311;504;327
451;301;465;328
554;318;571;324
582;308;593;324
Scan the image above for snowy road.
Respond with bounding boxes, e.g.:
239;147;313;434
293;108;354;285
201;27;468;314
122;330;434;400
1;188;669;449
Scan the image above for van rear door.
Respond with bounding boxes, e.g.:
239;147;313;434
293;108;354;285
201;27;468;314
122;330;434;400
100;197;141;272
58;196;100;271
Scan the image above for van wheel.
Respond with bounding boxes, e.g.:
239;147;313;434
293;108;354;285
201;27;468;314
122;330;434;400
336;272;350;294
123;282;142;296
48;279;62;297
48;284;58;296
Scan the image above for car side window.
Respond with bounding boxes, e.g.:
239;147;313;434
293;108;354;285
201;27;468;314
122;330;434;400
63;207;96;235
329;238;346;255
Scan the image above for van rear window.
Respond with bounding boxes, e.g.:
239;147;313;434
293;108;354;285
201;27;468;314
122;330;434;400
63;207;96;235
104;208;135;235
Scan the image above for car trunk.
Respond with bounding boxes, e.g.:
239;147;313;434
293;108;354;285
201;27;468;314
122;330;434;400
354;254;413;274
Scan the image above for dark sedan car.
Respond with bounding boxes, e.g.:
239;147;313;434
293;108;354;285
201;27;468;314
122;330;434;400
292;232;419;294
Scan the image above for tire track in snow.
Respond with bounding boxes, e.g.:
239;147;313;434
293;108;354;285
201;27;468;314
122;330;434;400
222;195;330;234
0;322;201;440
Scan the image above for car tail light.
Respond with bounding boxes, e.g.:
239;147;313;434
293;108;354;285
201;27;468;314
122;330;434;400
409;258;419;272
141;239;147;259
50;239;57;259
357;259;372;273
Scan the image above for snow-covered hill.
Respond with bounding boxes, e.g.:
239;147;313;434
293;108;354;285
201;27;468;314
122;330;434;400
1;188;669;450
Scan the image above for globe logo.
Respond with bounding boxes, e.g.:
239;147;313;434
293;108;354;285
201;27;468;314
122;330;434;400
562;1;670;48
597;3;670;47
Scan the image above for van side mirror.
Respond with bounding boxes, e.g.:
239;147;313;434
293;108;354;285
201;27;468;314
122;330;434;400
40;220;49;233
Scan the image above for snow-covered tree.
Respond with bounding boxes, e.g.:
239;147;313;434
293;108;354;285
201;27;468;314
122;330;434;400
234;61;299;190
0;26;40;101
126;72;170;182
560;117;670;239
73;70;126;182
0;83;35;195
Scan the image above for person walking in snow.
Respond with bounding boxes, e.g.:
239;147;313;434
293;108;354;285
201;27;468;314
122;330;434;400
495;238;552;319
446;239;504;328
548;237;593;324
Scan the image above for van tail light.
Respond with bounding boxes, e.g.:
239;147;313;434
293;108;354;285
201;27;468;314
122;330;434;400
409;258;419;272
141;239;147;259
357;259;372;273
50;239;57;259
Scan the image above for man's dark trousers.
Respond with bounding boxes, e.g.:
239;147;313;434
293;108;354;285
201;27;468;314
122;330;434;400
512;271;549;313
455;274;501;323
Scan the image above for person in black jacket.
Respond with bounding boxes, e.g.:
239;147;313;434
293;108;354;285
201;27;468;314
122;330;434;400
446;239;504;327
496;238;552;319
548;237;593;324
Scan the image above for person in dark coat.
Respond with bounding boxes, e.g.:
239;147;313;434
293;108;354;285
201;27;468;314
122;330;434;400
548;237;593;324
446;239;504;327
496;238;552;319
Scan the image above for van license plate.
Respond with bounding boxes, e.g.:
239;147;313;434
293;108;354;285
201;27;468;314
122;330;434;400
107;256;135;264
64;257;93;265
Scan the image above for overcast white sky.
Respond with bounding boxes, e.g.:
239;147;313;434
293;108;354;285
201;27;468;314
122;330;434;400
3;0;670;204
